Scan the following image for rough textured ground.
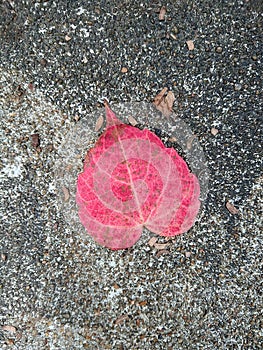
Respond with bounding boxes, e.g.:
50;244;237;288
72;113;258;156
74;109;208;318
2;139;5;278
0;0;262;349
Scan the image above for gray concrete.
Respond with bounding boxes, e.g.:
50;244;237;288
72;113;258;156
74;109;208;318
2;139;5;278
0;1;262;349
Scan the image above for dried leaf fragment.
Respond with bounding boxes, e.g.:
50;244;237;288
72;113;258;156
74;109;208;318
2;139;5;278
31;133;40;148
128;115;138;126
62;185;70;202
148;237;158;247
186;40;194;50
159;6;166;20
226;201;239;215
186;135;197;150
95;115;104;131
154;242;170;250
153;88;175;117
1;253;7;261
2;325;17;333
165;91;176;113
154;87;167;105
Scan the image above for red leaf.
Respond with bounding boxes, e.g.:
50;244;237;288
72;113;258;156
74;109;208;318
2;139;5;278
76;103;200;249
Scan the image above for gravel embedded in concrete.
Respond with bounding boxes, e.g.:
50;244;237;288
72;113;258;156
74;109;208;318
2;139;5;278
0;1;262;349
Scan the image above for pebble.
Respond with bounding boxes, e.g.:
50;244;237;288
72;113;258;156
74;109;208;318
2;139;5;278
186;40;195;51
234;83;242;91
211;127;219;136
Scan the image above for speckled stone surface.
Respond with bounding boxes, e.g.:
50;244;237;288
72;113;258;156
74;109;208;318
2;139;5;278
0;1;262;349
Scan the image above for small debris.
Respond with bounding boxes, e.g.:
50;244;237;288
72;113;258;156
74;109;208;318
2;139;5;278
6;339;15;345
2;325;17;333
185;251;191;258
115;314;129;325
39;58;47;66
173;26;179;34
121;67;128;73
186;135;196;150
31;133;40;148
62;186;70;202
156;249;170;258
16;333;22;340
47;144;54;152
216;46;223;53
148;237;158;247
95;115;104;131
65;164;73;172
94;308;101;315
154;243;170;250
211;127;219;136
168;136;177;143
15;85;26;99
186;40;194;51
159;6;166;21
128;115;138;126
226;201;240;215
234;83;242;91
1;253;7;261
65;35;71;41
28;82;34;92
148;237;170;250
170;33;177;40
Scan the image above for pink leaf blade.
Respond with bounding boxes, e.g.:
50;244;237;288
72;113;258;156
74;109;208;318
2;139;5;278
76;104;201;249
157;174;200;236
78;206;142;249
145;148;200;236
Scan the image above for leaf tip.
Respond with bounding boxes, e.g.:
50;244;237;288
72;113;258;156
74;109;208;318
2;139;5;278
104;102;122;127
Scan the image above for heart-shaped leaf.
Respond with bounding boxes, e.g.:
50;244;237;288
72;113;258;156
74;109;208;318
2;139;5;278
76;103;200;249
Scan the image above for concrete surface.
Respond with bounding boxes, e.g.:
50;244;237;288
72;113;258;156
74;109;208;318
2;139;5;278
0;0;262;349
